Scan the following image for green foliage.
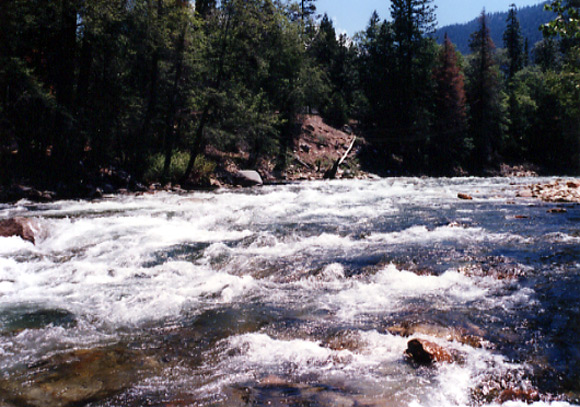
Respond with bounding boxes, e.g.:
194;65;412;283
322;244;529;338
542;0;580;40
503;4;525;81
145;151;215;183
2;0;580;185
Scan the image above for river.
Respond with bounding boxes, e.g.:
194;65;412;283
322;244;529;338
1;177;579;407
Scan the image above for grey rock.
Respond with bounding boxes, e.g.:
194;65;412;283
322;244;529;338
235;170;263;187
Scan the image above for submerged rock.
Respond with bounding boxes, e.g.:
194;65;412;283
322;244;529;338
0;217;38;244
0;347;160;407
322;330;363;352
547;208;567;214
405;339;453;365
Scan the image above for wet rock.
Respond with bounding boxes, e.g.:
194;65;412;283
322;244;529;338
548;208;567;214
234;170;263;187
517;189;534;198
458;257;525;281
0;347;160;407
315;391;355;407
529;179;580;203
499;388;541;404
458;193;473;200
500;164;538;177
388;322;485;348
4;185;56;203
0;218;38;244
405;338;453;365
323;330;362;352
230;379;355;407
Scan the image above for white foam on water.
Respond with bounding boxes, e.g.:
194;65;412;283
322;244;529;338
368;225;528;246
0;236;34;254
1;177;577;405
198;329;576;407
326;264;494;320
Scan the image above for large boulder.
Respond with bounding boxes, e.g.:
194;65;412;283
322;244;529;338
405;338;453;365
234;170;263;187
0;218;38;244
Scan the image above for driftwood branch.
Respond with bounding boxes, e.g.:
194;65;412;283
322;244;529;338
324;136;357;179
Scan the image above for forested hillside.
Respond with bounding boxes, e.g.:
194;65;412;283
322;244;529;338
0;0;579;198
435;2;554;54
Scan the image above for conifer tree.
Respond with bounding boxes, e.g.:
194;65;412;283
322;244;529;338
503;4;524;81
466;10;503;168
389;0;438;170
431;33;468;173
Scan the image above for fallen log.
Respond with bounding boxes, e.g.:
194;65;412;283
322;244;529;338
323;136;357;180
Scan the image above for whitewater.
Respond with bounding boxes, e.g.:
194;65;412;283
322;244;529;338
1;177;579;407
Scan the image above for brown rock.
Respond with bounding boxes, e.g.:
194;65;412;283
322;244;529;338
405;339;453;365
388;323;485;348
0;218;38;244
458;193;473;200
499;388;540;404
516;190;533;198
0;347;159;407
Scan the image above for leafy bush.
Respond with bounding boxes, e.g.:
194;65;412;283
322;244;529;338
145;151;215;183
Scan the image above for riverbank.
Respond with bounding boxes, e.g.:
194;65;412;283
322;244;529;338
1;115;574;204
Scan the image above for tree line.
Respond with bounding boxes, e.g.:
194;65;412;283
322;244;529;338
1;0;579;189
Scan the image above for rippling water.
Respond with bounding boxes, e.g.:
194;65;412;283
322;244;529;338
1;178;579;407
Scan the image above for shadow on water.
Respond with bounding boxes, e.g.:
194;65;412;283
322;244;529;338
0;307;77;334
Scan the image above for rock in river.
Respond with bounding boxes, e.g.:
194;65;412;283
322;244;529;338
0;217;38;244
0;347;160;407
405;338;453;366
234;170;263;187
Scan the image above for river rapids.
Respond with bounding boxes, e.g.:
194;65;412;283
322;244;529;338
1;177;579;407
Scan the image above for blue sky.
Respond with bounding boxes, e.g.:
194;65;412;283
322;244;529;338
316;0;545;35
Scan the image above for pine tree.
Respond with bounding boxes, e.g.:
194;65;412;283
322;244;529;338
431;33;468;174
466;10;503;168
389;0;438;170
503;4;524;81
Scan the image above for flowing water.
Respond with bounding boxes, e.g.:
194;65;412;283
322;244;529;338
1;178;579;407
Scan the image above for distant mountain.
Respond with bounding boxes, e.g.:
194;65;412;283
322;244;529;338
434;2;555;55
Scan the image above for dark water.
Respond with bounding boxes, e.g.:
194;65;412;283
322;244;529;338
0;178;579;406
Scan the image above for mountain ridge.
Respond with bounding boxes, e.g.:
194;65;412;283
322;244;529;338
434;1;555;54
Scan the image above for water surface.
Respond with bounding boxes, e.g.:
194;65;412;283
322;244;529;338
1;178;579;406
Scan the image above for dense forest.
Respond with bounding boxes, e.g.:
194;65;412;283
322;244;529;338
1;0;579;193
434;2;554;55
